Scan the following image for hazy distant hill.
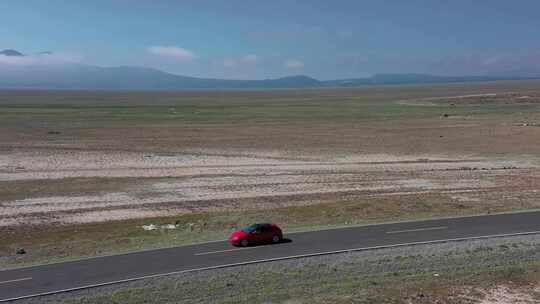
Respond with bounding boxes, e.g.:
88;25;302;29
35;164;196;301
0;64;322;90
1;49;538;90
324;74;518;87
0;49;24;56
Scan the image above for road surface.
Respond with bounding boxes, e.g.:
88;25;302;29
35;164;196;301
2;211;540;302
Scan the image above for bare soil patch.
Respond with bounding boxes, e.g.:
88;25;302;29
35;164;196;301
1;149;536;227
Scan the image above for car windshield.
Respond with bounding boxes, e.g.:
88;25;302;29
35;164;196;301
242;224;258;233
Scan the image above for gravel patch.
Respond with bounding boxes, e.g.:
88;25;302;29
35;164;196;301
3;148;531;227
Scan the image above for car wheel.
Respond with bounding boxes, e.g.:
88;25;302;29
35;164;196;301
240;239;249;247
272;235;281;243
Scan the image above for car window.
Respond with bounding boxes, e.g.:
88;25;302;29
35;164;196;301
260;225;271;233
242;224;259;233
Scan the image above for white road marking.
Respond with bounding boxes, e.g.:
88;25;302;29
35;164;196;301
3;230;540;303
194;247;257;256
4;209;536;273
0;277;32;285
195;243;279;256
386;226;447;234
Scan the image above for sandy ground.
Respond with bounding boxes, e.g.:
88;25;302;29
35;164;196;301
475;285;539;304
1;147;539;227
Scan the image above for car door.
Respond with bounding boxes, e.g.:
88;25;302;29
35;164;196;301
248;225;264;243
259;224;273;242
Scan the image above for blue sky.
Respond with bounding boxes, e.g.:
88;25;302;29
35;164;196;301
2;0;540;79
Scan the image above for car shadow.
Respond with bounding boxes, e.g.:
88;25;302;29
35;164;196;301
242;238;293;247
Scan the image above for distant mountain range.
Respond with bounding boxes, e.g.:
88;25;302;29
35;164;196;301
1;49;539;90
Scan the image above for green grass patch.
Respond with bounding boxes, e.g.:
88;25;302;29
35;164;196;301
1;99;538;127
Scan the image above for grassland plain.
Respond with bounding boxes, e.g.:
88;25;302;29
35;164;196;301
2;80;540;272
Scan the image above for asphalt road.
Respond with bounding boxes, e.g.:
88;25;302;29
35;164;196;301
2;211;540;302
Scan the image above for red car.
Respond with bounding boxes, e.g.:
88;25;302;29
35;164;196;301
229;223;283;247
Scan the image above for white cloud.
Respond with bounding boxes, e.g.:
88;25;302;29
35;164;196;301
147;46;196;61
428;51;540;75
240;54;258;64
222;54;259;68
284;59;304;69
0;55;27;65
223;58;237;68
0;52;81;66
